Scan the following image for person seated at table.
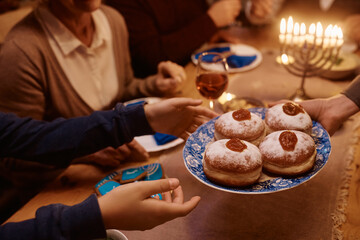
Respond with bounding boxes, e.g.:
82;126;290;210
0;97;217;239
0;0;187;222
344;14;360;47
105;0;284;77
271;75;360;136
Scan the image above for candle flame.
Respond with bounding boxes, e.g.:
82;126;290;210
331;25;338;38
281;54;289;65
280;18;286;34
337;27;343;39
294;22;300;35
325;24;332;38
309;23;316;35
287;16;293;33
226;93;233;101
300;23;306;35
316;22;323;37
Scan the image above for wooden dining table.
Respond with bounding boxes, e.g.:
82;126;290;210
5;0;360;239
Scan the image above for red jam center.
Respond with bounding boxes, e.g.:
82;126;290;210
232;109;251;121
282;102;304;116
279;131;298;151
226;138;247;152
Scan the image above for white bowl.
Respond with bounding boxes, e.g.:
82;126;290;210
105;229;128;240
321;52;360;80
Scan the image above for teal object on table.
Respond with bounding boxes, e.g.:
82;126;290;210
95;163;164;196
96;180;121;196
153;132;177;145
226;54;257;68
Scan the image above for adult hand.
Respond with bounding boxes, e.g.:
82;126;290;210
155;61;186;96
72;139;149;167
207;0;242;28
144;98;218;139
98;178;201;230
269;95;360;136
249;0;273;19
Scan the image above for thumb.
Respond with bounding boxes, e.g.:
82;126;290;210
138;178;180;198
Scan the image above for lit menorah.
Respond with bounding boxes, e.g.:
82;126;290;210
279;16;344;101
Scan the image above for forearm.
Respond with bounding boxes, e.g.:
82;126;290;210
328;94;360;123
343;75;360;109
0;103;154;165
0;194;106;240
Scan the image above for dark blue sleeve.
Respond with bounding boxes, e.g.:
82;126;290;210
0;103;154;166
0;194;106;240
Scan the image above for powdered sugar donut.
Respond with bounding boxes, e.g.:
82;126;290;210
265;102;312;135
259;130;316;176
214;109;265;146
203;138;262;187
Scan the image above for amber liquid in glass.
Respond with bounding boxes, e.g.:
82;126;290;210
196;73;228;99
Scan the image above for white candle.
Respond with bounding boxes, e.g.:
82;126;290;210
299;23;306;47
279;18;286;44
287;16;293;34
323;24;332;48
293;22;300;45
307;23;316;44
330;25;338;47
315;22;323;46
285;16;293;45
337;28;344;47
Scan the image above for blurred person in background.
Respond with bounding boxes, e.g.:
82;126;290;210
106;0;283;77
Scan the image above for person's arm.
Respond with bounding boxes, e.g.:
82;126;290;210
0;103;153;166
0;178;200;240
0;194;107;240
106;0;218;76
244;0;284;25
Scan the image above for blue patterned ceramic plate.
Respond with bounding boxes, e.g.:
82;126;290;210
183;108;331;194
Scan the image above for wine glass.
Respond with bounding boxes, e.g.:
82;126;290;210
196;52;229;110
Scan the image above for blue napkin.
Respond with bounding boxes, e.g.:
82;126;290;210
153;132;177;145
226;54;257;68
194;46;230;60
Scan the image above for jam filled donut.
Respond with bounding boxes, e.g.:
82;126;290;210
264;102;312;135
259;130;316;176
203;138;262;187
214;109;265;146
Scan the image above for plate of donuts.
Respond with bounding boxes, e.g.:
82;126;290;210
183;107;331;194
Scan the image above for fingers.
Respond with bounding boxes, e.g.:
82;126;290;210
187;105;219;119
155;195;201;217
127;139;149;159
172;185;184;204
137;178;180;199
158;61;186;83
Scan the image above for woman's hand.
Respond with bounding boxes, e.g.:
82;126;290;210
155;61;186;96
144;98;218;140
98;178;201;230
207;0;242;28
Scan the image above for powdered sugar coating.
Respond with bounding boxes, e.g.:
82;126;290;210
259;130;315;166
265;103;312;132
215;110;265;140
204;139;262;173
